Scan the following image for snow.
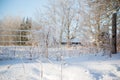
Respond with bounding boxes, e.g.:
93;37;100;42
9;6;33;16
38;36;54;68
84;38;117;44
0;51;120;80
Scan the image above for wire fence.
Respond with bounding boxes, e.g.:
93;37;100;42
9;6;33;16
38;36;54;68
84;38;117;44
0;29;100;60
0;29;32;46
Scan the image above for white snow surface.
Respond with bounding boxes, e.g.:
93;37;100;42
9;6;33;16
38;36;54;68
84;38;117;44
0;53;120;80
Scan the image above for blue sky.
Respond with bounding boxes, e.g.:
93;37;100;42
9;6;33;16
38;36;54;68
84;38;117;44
0;0;48;19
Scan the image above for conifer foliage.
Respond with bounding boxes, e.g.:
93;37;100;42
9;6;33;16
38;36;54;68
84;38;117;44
16;18;32;46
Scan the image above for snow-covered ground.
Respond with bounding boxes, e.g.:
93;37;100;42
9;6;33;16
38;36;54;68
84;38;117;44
0;52;120;80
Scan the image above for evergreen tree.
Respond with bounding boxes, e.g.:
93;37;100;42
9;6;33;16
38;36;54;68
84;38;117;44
16;17;31;46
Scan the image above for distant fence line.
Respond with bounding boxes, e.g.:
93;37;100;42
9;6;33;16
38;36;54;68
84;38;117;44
0;29;100;60
0;29;39;46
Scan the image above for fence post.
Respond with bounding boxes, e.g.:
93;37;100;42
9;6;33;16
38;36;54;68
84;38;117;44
112;13;117;54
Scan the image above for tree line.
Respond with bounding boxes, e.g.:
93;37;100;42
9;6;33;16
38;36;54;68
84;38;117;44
0;0;120;53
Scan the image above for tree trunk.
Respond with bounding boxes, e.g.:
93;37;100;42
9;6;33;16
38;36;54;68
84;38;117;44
112;13;117;54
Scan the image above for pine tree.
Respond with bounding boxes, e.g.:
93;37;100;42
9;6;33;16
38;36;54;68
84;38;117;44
16;17;31;46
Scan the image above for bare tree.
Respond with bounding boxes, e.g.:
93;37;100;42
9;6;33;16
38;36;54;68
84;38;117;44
36;0;79;47
86;0;120;54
